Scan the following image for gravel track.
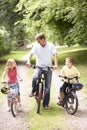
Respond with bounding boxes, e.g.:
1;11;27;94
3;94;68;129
0;65;30;130
52;71;87;130
0;55;87;130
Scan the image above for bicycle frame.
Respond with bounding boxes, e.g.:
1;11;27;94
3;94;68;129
59;76;79;115
8;84;19;117
35;72;45;97
32;65;52;113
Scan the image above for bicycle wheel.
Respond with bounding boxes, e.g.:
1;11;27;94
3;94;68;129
36;82;43;113
65;92;78;115
11;98;18;117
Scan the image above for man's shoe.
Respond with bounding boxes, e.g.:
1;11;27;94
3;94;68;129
43;105;49;109
29;93;34;97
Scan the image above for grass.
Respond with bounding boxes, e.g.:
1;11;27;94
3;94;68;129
27;104;65;130
26;69;66;130
57;45;87;93
57;46;87;64
0;46;87;130
26;45;87;130
77;64;87;93
0;50;28;62
0;63;6;104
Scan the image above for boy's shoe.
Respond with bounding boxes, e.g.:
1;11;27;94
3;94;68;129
57;99;63;106
69;104;74;110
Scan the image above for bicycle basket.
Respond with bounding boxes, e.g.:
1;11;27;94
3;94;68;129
73;83;83;91
1;84;10;94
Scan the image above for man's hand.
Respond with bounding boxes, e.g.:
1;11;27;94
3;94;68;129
53;65;58;70
26;62;32;68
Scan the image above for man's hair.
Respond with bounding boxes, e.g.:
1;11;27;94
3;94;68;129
66;57;74;64
35;33;45;40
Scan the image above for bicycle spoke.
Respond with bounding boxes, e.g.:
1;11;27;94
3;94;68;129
65;92;78;115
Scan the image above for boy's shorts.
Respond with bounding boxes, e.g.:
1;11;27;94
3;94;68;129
60;82;72;93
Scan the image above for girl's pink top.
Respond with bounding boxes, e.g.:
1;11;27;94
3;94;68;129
7;67;17;83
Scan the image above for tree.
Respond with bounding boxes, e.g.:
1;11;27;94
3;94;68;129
0;26;11;56
0;0;87;49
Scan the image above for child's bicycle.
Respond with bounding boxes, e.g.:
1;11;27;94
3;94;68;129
1;82;21;117
32;65;52;114
58;76;83;115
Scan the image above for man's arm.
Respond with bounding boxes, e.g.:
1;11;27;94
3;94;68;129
53;53;58;69
26;53;33;67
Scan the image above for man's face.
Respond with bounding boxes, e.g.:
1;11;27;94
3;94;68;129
36;38;46;47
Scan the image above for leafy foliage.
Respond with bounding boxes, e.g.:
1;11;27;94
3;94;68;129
0;27;11;56
0;0;87;56
22;0;87;46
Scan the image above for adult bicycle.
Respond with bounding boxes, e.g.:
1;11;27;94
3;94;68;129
58;76;83;115
32;65;52;114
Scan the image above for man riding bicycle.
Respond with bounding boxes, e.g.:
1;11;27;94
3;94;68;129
26;33;58;109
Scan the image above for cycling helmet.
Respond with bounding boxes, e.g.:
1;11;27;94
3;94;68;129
1;84;10;94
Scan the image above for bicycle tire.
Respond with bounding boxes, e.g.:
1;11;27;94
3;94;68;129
36;82;43;113
11;98;17;117
65;92;78;115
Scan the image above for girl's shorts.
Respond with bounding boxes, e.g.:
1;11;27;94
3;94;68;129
7;82;20;99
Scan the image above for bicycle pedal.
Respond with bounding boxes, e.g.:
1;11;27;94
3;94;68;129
35;96;38;100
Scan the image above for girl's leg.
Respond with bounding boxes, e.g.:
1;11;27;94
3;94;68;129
7;99;10;112
16;82;21;106
17;95;21;104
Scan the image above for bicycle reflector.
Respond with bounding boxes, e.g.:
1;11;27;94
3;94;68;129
1;84;10;94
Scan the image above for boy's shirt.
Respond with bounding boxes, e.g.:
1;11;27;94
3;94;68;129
60;65;80;84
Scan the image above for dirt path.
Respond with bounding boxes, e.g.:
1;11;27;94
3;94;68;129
0;54;87;130
0;64;30;130
52;71;87;130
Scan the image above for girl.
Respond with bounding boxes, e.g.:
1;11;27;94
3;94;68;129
1;58;22;111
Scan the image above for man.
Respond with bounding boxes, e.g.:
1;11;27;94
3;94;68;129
27;33;58;108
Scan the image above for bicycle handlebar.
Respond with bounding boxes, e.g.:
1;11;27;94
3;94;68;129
31;64;53;70
59;75;78;80
1;79;23;84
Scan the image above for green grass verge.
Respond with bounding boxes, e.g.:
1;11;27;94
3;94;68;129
26;45;87;129
57;45;87;93
26;70;66;130
0;50;28;61
27;102;65;130
57;46;87;64
0;63;5;104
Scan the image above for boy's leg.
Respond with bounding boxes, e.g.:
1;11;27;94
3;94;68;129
57;83;66;105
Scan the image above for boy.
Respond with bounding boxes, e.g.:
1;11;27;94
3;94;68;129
58;57;80;105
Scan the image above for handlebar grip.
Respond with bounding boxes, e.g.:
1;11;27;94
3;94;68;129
2;82;7;84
